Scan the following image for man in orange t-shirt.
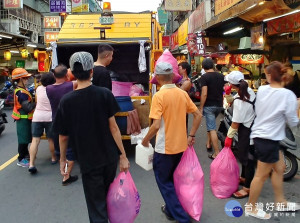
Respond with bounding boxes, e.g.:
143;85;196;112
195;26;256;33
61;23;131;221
142;62;202;223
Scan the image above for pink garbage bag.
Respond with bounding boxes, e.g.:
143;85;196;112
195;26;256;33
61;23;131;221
107;171;141;223
151;49;182;84
174;146;204;221
210;146;239;199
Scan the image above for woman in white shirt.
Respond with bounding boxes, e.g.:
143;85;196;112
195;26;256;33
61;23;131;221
28;72;56;174
246;61;300;219
224;71;256;199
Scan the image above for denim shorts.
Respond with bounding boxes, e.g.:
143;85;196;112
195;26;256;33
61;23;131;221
32;122;52;138
203;106;223;131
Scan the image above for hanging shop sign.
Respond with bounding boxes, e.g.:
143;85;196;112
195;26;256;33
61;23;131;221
165;0;192;11
162;36;170;48
251;24;264;50
231;54;264;64
195;31;206;56
72;0;89;13
50;0;66;12
188;2;205;33
44;31;59;43
284;0;300;9
3;0;23;9
44;16;61;29
187;32;206;56
170;31;179;51
157;7;169;24
267;12;300;35
178;19;188;46
215;0;241;16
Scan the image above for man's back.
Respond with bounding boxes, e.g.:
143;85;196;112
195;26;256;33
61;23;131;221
92;66;112;90
54;85;120;173
200;72;224;107
46;81;73;120
150;86;197;154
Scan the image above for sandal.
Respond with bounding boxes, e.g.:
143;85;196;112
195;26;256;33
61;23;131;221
232;187;250;199
245;209;271;220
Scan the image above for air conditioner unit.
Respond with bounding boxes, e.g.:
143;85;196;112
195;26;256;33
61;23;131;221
0;19;19;34
31;31;39;43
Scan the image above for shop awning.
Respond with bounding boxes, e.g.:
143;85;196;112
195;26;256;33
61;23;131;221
0;31;29;50
201;0;300;34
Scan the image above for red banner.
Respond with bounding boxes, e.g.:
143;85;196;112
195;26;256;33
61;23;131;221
162;36;170;48
267;12;300;35
170;31;178;51
3;0;23;9
231;54;264;64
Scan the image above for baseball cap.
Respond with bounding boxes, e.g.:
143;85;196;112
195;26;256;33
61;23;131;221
155;62;173;75
225;71;244;85
69;52;94;72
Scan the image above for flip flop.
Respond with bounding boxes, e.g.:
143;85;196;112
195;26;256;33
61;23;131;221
245;209;271;220
232;187;250;199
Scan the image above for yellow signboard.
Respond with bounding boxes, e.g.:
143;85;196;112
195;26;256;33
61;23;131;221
58;13;152;41
178;18;188;46
215;0;241;15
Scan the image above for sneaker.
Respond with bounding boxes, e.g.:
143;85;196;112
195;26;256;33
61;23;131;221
62;175;78;186
28;166;37;174
17;159;29;168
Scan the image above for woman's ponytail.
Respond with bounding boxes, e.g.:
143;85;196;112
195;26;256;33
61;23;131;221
238;80;250;101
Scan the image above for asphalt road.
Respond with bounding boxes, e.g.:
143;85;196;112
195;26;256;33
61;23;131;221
0;108;299;223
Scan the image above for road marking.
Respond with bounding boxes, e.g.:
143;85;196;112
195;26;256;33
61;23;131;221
0;154;18;171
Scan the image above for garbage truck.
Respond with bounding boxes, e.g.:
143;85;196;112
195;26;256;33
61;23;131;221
38;9;163;140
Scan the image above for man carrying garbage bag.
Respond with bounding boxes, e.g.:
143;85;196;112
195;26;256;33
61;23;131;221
53;52;129;223
142;61;202;223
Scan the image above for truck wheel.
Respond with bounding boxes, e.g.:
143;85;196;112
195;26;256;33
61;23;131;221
283;151;298;181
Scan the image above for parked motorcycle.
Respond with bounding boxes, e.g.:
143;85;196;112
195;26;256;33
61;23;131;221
0;81;14;107
189;73;201;102
0;99;8;136
217;106;298;181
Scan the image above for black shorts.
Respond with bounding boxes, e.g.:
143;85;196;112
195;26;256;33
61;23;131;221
253;138;280;163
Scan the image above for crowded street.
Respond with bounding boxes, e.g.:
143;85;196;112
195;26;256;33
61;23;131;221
0;111;299;223
1;0;300;222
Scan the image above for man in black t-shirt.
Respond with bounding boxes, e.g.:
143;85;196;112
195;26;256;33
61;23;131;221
92;44;114;90
199;58;225;159
53;51;130;223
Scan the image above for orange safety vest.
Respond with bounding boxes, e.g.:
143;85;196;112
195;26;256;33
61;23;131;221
11;88;34;120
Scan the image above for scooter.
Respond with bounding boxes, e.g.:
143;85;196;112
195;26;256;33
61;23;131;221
0;99;8;136
189;73;201;102
0;81;14;107
217;106;299;181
